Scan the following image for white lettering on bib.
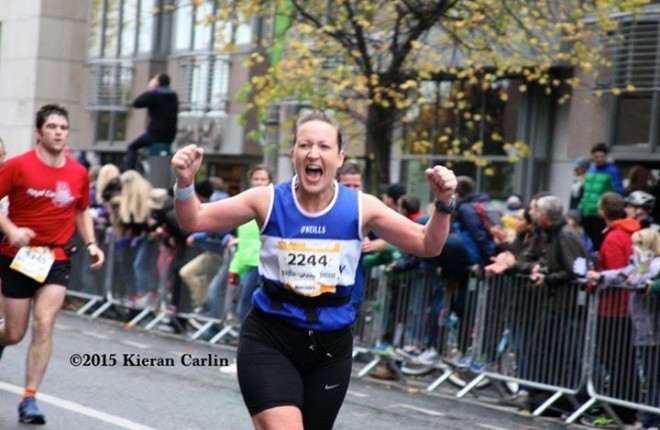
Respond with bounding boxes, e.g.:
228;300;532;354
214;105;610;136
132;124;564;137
277;240;341;297
10;246;55;283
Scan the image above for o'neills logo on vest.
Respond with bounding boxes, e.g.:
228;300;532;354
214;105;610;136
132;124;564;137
300;225;326;234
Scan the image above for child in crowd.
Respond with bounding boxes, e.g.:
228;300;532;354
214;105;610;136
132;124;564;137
587;228;660;430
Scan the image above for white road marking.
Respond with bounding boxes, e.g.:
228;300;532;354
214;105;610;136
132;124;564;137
394;404;446;417
346;390;369;398
476;424;510;430
121;340;150;349
0;381;160;430
82;331;110;340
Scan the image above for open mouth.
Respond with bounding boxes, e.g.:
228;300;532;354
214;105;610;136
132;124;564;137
305;165;323;181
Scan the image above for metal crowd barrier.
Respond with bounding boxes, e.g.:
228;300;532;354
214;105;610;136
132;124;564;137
352;265;478;388
456;274;591;417
66;227;239;345
566;284;660;427
67;240;660;427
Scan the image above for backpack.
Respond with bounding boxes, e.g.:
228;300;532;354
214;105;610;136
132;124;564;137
452;222;480;265
471;201;503;231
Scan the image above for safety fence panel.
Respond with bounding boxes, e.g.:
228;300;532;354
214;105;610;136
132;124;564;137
66;241;660;425
567;284;660;427
66;227;239;344
454;274;592;417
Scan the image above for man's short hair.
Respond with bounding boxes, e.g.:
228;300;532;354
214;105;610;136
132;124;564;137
157;73;171;87
591;142;609;155
536;195;564;223
399;194;420;215
35;104;68;130
195;179;214;200
384;183;406;202
338;161;361;177
599;192;625;220
456;176;475;198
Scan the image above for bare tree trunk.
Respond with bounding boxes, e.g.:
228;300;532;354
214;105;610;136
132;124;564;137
365;103;397;189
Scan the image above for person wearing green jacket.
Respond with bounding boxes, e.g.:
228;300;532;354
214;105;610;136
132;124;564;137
229;165;273;323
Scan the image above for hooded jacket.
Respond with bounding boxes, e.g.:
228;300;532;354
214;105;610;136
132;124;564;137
598;217;642;317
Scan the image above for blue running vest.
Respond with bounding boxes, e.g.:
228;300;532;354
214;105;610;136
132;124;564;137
254;177;363;331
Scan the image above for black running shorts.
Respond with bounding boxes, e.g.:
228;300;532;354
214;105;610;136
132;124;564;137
237;308;353;430
0;255;71;299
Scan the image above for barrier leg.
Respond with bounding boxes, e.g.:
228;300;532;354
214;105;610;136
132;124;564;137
532;390;563;417
356;356;383;378
144;310;170;331
565;397;597;424
126;308;154;328
190;321;215;340
456;373;487;398
90;301;114;319
208;324;238;343
76;297;101;316
426;365;454;392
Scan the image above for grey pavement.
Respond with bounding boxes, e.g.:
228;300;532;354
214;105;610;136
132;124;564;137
0;311;583;429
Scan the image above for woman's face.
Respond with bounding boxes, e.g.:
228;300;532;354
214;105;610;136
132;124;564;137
250;169;271;188
290;120;344;194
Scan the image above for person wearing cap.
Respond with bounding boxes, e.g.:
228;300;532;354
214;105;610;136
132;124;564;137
570;156;591;210
624;190;658;229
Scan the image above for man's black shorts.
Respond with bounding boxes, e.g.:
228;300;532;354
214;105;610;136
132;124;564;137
0;255;71;299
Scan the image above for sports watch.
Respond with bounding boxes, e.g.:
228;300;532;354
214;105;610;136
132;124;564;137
434;194;456;214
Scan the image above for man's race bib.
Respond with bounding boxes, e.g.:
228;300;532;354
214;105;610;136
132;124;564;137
277;240;341;297
10;246;55;283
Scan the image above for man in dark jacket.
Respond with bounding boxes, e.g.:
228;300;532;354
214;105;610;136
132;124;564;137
124;73;178;171
454;176;498;267
486;195;590;412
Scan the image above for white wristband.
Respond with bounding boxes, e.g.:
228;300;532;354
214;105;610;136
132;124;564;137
174;183;195;201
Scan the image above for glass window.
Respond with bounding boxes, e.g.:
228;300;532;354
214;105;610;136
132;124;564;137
103;0;121;57
604;13;659;152
193;1;215;51
95;111;111;141
403;78;520;158
174;4;194;51
94;111;127;144
234;22;252;45
612;93;653;148
120;0;139;57
88;1;103;57
178;54;229;113
137;0;155;53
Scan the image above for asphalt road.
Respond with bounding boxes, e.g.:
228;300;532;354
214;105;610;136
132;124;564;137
0;312;580;429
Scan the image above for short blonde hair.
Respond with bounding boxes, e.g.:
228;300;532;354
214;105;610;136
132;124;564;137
632;228;660;254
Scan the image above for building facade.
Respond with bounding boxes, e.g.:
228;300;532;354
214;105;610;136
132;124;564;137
0;1;658;203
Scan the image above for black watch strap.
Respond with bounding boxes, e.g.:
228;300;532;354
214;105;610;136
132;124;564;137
434;195;456;214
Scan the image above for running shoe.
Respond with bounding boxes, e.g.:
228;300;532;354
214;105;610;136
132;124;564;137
453;356;472;369
369;342;394;355
416;347;439;365
580;416;617;429
469;359;486;374
18;396;46;425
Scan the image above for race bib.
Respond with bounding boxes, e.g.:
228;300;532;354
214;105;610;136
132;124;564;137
10;246;55;283
277;240;341;297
